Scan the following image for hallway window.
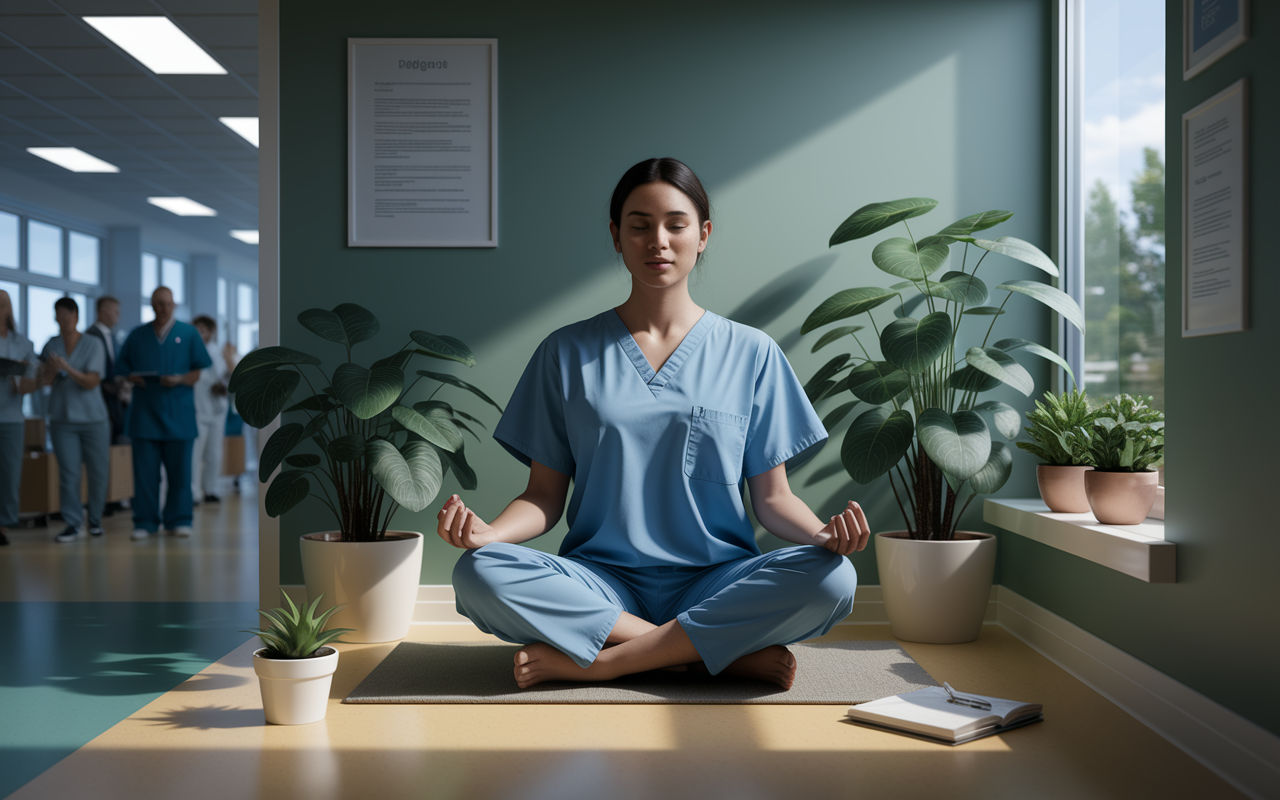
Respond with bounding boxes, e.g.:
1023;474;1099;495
0;211;16;268
141;252;189;322
27;285;63;350
27;220;62;277
237;282;257;356
68;231;100;285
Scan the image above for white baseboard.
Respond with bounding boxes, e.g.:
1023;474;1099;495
282;581;1280;799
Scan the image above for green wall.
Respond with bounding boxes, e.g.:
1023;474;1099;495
1000;1;1280;736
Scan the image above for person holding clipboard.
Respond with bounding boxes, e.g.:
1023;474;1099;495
0;290;38;546
115;287;212;541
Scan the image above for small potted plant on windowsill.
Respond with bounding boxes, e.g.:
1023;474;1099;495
1083;394;1164;525
1017;389;1098;513
243;592;353;725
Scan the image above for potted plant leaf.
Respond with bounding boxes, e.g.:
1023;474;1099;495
1016;389;1098;512
243;591;353;725
802;198;1083;643
1083;394;1164;524
229;303;501;643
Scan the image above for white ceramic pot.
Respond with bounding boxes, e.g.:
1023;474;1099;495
253;646;338;725
874;531;997;644
299;531;423;643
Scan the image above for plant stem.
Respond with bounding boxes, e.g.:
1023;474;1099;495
886;469;913;535
950;492;980;539
981;292;1013;348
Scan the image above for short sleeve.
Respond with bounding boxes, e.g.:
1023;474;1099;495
742;340;828;478
492;339;574;476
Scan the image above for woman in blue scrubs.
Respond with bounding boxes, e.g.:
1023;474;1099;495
0;290;38;547
40;297;110;544
438;158;870;689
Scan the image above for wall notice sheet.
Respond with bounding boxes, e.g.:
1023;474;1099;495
1182;78;1247;336
348;39;497;247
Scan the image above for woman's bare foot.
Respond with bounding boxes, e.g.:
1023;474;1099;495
514;642;613;688
718;645;796;689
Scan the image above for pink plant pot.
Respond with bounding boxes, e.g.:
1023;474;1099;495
1036;465;1093;513
1084;470;1159;525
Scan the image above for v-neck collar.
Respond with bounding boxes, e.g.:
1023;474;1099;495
608;308;716;397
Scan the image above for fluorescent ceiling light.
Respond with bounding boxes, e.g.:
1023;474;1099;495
219;117;259;147
83;16;226;75
230;230;259;245
26;147;119;173
148;197;217;217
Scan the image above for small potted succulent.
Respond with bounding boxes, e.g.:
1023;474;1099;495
243;592;353;725
1083;394;1164;524
1016;389;1098;512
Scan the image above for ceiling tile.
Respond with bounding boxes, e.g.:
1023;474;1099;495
173;15;258;47
81;75;174;98
0;16;103;49
4;75;97;99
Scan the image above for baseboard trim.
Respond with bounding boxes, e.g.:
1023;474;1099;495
282;581;1280;800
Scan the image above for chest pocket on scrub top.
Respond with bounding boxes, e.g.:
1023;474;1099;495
684;406;750;484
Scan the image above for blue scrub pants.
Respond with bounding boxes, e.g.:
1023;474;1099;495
50;421;110;529
131;437;194;532
454;544;857;675
0;422;21;528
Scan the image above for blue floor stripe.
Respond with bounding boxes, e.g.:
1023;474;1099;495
0;602;256;798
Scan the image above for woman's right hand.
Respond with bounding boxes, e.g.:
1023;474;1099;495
437;494;496;549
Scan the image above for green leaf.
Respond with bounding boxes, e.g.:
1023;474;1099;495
282;394;339;414
845;361;911;404
392;404;463;453
829;198;938;246
993;337;1077;388
822;400;860;430
265;470;310;517
327;433;366;462
804;354;852;402
964;236;1059;277
870;237;951;280
920;271;989;305
932;210;1015;239
972;400;1022;440
410;331;477;367
968;441;1013;494
297;308;347;346
880;312;952;374
964;346;1035;396
997;280;1085;332
259;422;305;482
917;409;991;480
366;439;443;513
416;371;504;413
841;407;915;484
333;303;380;346
810;325;864;354
962;306;1006;316
437;443;478;491
949;365;999;393
454;409;488;430
233;368;301;429
228;347;321;393
301;411;330;441
285;453;322;469
894;293;929;319
332;355;406;419
451;419;481;442
801;288;899;334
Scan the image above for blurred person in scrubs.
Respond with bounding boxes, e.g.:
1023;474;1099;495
116;287;211;540
190;315;229;504
0;290;38;546
40;297;109;544
86;295;127;444
439;158;870;690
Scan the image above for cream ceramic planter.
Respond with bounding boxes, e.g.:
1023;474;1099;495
1084;470;1159;525
299;531;423;643
874;531;996;644
1036;465;1093;513
253;646;337;725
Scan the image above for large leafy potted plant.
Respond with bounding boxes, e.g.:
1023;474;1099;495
802;198;1083;643
1017;389;1098;512
1083;393;1164;524
242;591;353;725
230;303;501;642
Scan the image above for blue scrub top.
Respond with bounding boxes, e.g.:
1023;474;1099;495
493;309;827;569
115;319;213;440
0;330;37;424
42;333;108;424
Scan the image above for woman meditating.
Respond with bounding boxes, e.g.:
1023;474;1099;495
438;158;870;690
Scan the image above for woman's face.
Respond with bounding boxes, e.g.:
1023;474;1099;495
610;181;710;291
56;306;77;331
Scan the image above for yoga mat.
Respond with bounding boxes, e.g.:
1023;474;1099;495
344;640;936;705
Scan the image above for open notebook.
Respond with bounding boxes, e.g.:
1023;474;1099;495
846;686;1043;745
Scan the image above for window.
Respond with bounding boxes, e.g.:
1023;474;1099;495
1065;0;1166;413
217;276;229;344
68;231;100;285
27;220;62;277
27;285;63;351
142;253;159;298
236;282;257;356
0;211;17;268
162;257;185;304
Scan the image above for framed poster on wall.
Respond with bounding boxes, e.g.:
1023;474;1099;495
1183;0;1248;80
348;38;497;247
1182;78;1248;337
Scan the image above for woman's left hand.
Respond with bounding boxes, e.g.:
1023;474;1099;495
815;500;871;555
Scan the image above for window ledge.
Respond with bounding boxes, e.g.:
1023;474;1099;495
984;498;1176;583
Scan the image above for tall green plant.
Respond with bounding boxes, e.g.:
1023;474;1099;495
1017;389;1097;467
1088;394;1164;472
803;198;1084;540
228;303;502;542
